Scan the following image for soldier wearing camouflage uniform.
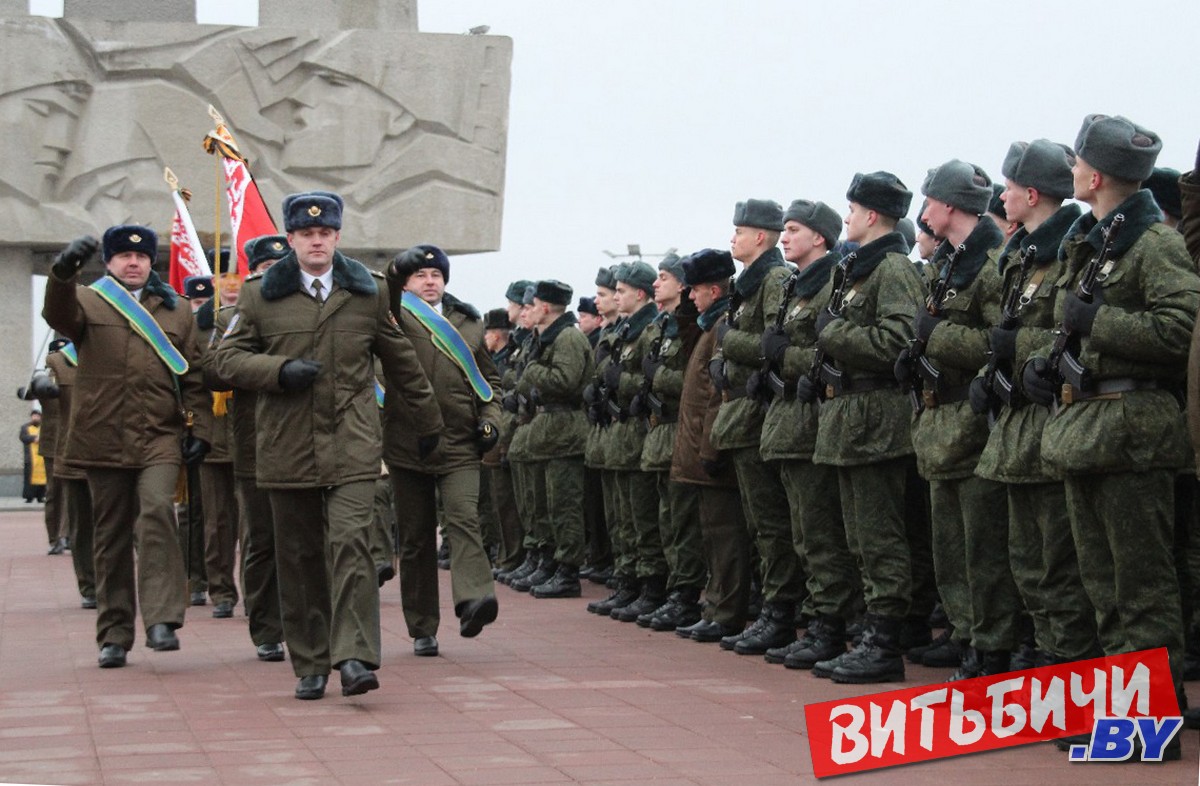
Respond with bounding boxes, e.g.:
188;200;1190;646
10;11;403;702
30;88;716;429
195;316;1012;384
971;140;1098;669
516;281;595;598
711;199;805;656
493;282;535;583
576;295;613;582
1022;117;1199;743
757;200;861;669
809;173;926;684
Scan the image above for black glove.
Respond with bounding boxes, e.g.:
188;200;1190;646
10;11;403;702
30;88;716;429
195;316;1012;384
595;342;612;366
745;370;766;400
1020;357;1057;407
715;320;732;345
278;359;322;391
1062;289;1103;336
990;325;1018;363
700;456;726;478
181;435;210;466
968;376;992;416
51;236;99;280
814;309;839;337
501;392;520;414
795;374;819;404
628;393;645;417
29;373;60;400
914;307;944;343
707;357;727;390
417;433;440;459
761;326;790;365
641;353;662;382
603;362;622;391
475;420;499;453
893;346;916;385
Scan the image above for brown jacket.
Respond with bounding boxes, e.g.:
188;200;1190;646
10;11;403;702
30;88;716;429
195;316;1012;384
44;350;84;480
213;252;442;489
199;305;234;464
671;298;737;487
43;271;211;469
383;292;501;473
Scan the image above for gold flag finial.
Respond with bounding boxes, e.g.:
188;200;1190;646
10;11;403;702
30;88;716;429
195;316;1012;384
164;166;179;190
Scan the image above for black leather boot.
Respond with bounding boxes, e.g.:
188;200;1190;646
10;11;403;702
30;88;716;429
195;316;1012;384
587;576;638;615
614;575;666;622
949;647;981;681
920;632;965;668
899;615;932;651
784;617;848;670
720;608;767;651
637;593;678;628
829;614;906;684
977;649;1012;678
531;564;581;598
734;602;796;655
649;587;702;632
511;553;557;593
499;551;538;586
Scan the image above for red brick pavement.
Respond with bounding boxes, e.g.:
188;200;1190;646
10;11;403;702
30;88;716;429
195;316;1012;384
0;508;1195;785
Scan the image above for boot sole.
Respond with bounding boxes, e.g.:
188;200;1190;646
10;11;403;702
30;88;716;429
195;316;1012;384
830;667;905;684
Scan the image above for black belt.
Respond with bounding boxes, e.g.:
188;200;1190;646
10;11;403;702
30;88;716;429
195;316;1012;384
1060;378;1159;406
537;403;578;414
825;374;895;399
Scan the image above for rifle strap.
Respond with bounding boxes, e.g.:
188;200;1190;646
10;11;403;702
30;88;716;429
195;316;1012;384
1020;267;1050;303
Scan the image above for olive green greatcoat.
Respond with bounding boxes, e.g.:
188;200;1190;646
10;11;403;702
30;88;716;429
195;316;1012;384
812;233;925;466
43;271;212;467
213;252;442;488
911;218;1005;481
711;247;791;451
383;293;501;472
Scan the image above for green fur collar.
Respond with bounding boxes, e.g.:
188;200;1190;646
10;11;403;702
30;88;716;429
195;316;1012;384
1060;188;1165;262
195;298;214;329
1001;203;1082;271
846;231;908;284
794;251;838;301
537;310;578;346
933;218;1003;291
259;251;378;301
698;295;732;331
734;247;785;298
442;292;481;321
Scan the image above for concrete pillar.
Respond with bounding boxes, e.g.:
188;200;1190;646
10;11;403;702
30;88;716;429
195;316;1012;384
259;0;417;30
63;0;195;23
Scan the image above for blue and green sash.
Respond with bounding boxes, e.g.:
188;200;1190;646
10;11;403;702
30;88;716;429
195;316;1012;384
374;378;385;409
90;276;188;375
400;292;493;402
60;341;79;367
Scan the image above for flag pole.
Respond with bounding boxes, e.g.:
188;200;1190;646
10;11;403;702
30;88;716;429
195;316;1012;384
213;152;222;305
164;168;213;278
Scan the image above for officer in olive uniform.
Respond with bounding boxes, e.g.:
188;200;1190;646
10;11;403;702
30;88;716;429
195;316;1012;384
971;140;1098;669
215;191;443;700
218;234;290;662
907;160;1016;680
512;281;594;598
602;262;669;621
44;226;212;668
1022;117;1199;741
758;199;861;669
711;199;805;655
384;244;501;651
808;173;926;684
636;254;705;631
672;250;752;642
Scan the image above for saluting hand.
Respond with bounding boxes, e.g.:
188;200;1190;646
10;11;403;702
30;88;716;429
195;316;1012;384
52;236;99;280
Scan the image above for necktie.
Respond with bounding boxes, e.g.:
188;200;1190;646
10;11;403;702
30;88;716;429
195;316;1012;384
312;279;325;304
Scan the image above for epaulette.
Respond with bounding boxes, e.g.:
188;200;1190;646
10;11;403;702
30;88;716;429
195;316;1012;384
370;270;385;279
245;271;265;281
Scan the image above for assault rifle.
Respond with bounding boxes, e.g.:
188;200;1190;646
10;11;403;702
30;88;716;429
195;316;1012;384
600;320;633;422
981;243;1038;425
903;241;965;413
754;269;800;407
810;251;857;400
1048;213;1124;399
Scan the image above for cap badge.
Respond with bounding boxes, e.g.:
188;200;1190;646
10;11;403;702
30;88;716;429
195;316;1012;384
129;233;142;243
272;241;283;250
308;206;321;217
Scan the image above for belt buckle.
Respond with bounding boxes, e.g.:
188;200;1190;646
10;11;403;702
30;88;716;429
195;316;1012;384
1060;384;1074;406
824;384;835;400
648;414;660;429
922;390;937;410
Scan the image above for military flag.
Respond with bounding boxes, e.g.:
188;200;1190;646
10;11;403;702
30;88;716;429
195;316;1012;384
164;167;212;294
204;105;277;279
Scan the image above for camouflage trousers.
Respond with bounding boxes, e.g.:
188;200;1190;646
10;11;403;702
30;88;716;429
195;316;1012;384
603;469;636;578
658;474;706;592
732;447;803;606
837;458;911;619
616;469;666;578
779;459;858;621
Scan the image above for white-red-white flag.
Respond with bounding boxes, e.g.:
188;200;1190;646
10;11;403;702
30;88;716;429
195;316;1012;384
204;106;278;277
164;168;211;293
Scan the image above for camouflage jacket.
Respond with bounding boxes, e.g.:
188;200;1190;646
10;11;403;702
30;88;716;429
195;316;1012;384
641;303;700;471
910;218;1004;480
1039;189;1200;474
515;312;593;461
585;321;620;468
711;247;791;451
603;302;659;469
812;232;925;466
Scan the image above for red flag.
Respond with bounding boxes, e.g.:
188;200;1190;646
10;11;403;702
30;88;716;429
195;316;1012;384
169;198;209;293
220;156;276;277
204;106;278;278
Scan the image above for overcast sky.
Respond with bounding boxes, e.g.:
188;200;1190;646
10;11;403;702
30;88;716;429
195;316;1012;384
26;0;1200;316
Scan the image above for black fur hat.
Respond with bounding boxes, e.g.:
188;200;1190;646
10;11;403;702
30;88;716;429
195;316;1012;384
484;307;511;330
282;191;343;232
681;248;735;286
534;279;573;306
102;224;158;264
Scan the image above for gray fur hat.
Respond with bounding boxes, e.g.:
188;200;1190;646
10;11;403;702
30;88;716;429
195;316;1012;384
732;199;784;231
921;160;993;215
613;260;656;296
846;172;912;219
1074;114;1161;183
1001;139;1075;200
784;199;842;248
658;251;686;283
